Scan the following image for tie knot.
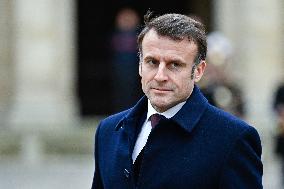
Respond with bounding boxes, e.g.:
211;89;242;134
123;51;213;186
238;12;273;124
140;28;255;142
150;114;163;128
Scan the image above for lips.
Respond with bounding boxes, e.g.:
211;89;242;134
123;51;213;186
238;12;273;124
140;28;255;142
151;87;172;92
152;88;171;91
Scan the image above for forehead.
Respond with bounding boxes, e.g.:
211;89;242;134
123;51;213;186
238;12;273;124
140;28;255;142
142;29;198;61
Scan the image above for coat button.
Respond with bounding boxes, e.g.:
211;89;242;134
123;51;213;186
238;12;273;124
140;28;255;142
124;168;130;179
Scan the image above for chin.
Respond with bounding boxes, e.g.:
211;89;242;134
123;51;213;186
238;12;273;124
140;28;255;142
151;100;172;112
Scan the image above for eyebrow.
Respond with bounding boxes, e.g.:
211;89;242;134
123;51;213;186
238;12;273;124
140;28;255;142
144;55;186;64
143;56;154;61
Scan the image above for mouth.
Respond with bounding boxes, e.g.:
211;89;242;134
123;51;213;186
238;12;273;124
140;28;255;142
151;87;172;93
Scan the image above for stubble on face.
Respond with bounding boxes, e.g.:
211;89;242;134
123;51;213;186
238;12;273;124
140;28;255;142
139;30;199;112
144;77;193;113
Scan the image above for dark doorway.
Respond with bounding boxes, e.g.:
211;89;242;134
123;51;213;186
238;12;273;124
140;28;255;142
76;0;213;117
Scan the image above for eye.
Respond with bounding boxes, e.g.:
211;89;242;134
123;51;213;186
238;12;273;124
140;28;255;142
170;62;181;69
145;59;158;66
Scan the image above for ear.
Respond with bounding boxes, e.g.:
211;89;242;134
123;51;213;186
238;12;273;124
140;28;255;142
194;60;206;82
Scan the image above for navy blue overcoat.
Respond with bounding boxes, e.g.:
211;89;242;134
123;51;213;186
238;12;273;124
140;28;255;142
92;86;263;189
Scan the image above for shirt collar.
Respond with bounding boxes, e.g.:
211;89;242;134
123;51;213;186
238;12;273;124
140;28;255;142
115;85;208;134
146;99;187;121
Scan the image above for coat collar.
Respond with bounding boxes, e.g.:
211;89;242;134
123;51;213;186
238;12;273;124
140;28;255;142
115;85;208;133
115;96;148;131
171;86;208;133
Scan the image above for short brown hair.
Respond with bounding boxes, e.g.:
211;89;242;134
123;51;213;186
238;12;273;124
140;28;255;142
137;12;207;64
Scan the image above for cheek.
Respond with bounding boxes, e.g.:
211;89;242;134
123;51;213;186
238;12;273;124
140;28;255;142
141;73;152;85
176;78;194;93
140;77;148;91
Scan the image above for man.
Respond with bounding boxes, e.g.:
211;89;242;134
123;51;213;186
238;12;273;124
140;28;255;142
109;7;142;113
273;83;284;187
92;12;263;189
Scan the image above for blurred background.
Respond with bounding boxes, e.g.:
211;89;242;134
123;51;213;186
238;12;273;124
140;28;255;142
0;0;283;188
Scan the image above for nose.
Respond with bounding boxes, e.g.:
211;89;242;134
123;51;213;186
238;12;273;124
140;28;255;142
154;63;168;82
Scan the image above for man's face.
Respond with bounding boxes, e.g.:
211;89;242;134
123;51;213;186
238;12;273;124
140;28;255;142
139;29;206;112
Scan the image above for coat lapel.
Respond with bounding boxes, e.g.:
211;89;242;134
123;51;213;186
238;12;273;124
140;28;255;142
114;96;148;157
171;86;208;133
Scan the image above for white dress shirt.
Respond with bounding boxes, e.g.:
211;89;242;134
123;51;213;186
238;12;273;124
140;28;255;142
132;100;186;162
